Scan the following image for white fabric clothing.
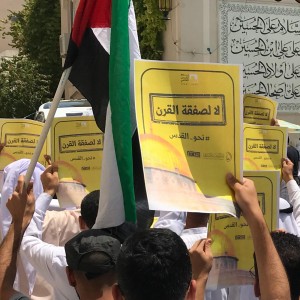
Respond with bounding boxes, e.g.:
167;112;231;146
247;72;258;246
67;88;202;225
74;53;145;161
0;159;45;238
21;236;77;300
227;285;256;300
280;180;289;202
153;211;186;235
180;227;208;249
286;179;300;228
42;209;80;246
0;159;45;295
21;193;78;300
278;197;300;236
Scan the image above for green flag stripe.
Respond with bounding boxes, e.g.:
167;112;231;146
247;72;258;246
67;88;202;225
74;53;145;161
109;0;136;222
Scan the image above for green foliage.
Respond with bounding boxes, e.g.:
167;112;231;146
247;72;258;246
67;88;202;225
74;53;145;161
2;0;61;95
0;56;51;118
133;0;165;60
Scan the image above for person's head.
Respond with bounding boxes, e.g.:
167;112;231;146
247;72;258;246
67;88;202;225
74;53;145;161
113;228;195;300
254;231;300;300
271;231;300;300
65;229;121;300
79;190;100;229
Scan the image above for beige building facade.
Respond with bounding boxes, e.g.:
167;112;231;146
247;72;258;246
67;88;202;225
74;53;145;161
162;0;300;128
60;0;300;134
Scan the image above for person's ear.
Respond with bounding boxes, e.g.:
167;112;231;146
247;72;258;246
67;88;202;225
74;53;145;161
79;216;86;230
185;279;196;300
66;266;76;287
254;277;261;297
112;283;124;300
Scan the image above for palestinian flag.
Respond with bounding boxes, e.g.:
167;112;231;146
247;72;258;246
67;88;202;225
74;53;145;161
64;0;111;131
64;0;144;226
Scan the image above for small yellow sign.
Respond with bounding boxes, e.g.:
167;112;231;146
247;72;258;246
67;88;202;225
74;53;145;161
0;119;47;170
243;94;278;125
51;116;103;193
243;123;288;170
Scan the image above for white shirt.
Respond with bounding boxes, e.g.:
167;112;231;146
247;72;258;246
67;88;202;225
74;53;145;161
286;179;300;228
21;193;78;300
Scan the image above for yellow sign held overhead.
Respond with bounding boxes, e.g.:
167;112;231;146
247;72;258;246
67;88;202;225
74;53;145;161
135;60;243;216
50;116;103;207
208;170;279;289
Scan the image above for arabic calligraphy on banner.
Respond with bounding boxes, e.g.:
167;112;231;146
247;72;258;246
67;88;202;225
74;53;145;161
51;117;103;194
207;170;279;289
219;1;300;111
0;119;47;169
243;94;278;125
243;124;288;171
135;60;243;216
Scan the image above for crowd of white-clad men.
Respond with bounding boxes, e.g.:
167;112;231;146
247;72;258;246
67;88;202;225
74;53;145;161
0;144;299;299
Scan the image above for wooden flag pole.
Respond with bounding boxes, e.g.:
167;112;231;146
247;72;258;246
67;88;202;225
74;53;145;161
24;67;72;186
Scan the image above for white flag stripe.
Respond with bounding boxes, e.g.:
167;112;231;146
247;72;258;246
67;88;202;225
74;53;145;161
92;27;111;54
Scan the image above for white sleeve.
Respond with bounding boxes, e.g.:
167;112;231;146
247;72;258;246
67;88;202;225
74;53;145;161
21;236;66;284
24;193;52;238
286;180;300;228
20;236;78;300
153;211;186;236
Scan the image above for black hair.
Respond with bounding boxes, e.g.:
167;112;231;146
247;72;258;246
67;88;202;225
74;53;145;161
116;228;192;300
80;190;100;229
271;231;300;300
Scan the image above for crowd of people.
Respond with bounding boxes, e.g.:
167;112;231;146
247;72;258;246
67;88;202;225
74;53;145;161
0;145;299;299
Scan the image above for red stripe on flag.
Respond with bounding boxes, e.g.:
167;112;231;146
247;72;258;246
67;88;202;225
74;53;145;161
72;0;111;47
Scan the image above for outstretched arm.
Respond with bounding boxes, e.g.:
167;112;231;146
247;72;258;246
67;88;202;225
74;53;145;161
0;176;34;300
226;173;290;300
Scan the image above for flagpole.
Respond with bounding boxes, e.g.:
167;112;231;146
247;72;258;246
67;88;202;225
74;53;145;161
24;67;72;186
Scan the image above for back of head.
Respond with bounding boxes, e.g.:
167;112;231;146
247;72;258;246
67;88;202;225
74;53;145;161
271;231;300;300
80;190;100;228
65;229;121;279
116;228;192;300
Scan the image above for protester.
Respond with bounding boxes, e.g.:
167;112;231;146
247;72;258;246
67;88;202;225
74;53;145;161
226;173;290;300
0;159;45;296
281;157;300;228
281;146;300;201
153;211;227;299
20;164;95;299
21;164;132;299
65;229;121;300
0;176;34;300
270;231;300;300
112;228;213;300
41;189;99;247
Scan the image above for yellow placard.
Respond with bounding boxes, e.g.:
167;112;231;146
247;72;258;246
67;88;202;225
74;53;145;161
243;124;288;171
243;94;278;125
135;60;243;216
0;119;47;169
207;170;279;289
51;116;103;193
